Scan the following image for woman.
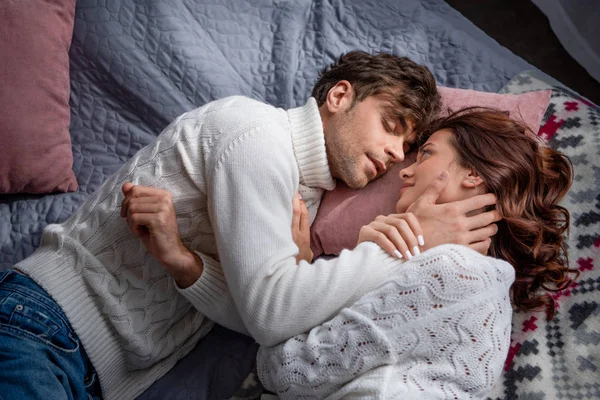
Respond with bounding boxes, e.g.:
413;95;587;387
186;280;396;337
258;108;577;399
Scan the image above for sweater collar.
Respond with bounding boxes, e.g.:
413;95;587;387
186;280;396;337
287;97;336;191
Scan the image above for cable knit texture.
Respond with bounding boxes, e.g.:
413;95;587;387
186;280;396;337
15;96;334;400
257;245;515;399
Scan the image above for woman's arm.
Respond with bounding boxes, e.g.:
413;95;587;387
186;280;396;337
257;245;515;399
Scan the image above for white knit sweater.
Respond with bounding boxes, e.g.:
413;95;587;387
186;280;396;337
257;244;515;400
16;96;403;400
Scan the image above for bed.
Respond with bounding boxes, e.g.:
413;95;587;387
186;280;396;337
1;0;598;399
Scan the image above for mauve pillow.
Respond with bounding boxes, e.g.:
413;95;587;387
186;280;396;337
0;0;77;194
438;87;552;131
310;88;552;257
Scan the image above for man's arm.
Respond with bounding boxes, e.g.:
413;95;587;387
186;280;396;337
205;125;502;346
121;128;501;346
118;123;403;345
120;182;205;287
205;125;402;346
120;181;249;333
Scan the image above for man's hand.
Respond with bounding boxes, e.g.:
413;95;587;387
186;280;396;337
121;182;203;287
407;171;501;255
291;193;313;263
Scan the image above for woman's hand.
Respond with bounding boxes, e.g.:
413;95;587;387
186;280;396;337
357;213;424;260
291;192;313;263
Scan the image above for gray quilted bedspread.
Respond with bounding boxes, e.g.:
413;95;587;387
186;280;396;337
0;0;532;398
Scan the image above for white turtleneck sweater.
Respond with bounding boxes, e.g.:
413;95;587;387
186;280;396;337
16;96;402;400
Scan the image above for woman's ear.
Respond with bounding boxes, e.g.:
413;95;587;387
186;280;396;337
461;169;484;189
326;80;354;113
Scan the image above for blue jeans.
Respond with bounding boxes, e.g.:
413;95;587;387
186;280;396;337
0;270;102;399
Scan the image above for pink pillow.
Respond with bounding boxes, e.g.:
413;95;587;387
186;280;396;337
310;87;552;257
438;87;552;131
0;0;78;194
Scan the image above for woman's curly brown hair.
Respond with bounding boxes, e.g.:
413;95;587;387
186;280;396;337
421;107;578;320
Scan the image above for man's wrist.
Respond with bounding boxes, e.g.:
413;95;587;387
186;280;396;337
165;247;204;289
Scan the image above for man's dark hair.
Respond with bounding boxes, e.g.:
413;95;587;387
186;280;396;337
311;51;441;135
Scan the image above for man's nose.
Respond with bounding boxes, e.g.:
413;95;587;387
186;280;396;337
385;146;405;164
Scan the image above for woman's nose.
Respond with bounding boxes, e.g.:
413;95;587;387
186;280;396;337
400;166;413;179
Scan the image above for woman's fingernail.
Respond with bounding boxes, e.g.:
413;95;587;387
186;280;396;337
297;193;303;200
418;235;425;246
394;250;403;259
413;246;421;256
405;251;413;260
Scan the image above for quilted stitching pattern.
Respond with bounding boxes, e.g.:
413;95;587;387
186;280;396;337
0;0;530;271
0;1;533;398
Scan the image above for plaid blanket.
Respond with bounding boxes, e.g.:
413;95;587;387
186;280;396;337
487;71;600;399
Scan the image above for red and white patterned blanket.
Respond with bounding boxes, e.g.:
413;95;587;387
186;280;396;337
487;71;600;400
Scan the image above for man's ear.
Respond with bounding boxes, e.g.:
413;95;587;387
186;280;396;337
461;169;484;189
325;80;354;113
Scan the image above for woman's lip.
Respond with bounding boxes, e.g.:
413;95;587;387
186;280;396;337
400;184;414;193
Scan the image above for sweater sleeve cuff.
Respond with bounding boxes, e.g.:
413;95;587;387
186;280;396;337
176;252;228;312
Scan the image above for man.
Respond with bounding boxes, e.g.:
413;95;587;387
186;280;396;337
0;51;498;399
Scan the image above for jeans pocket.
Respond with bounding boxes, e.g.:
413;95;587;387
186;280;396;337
84;367;102;399
84;369;96;389
4;295;79;352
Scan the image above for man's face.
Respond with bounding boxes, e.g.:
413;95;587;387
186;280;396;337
324;95;416;189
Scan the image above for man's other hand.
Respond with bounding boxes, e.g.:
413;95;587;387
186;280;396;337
407;171;501;255
291;192;313;263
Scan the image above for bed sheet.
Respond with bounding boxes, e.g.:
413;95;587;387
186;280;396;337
0;0;535;398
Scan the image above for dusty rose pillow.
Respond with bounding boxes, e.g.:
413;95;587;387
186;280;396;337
438;87;552;131
310;87;552;257
0;0;78;194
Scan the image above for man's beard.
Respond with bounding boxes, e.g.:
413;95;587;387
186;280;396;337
325;118;366;189
332;153;365;189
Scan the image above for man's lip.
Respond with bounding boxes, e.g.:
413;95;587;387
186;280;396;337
369;157;386;174
368;160;377;178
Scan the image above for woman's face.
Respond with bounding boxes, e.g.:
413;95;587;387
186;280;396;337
395;129;482;213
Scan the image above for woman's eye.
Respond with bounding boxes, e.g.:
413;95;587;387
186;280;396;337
417;149;431;161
